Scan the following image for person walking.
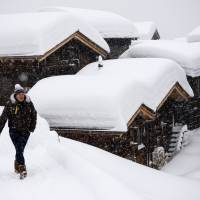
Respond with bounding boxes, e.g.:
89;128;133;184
0;84;37;179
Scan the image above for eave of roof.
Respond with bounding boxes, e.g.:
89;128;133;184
127;81;191;128
0;31;109;62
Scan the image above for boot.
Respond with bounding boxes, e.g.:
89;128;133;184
18;164;27;179
14;160;20;174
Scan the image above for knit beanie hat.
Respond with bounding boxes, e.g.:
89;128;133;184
14;84;25;94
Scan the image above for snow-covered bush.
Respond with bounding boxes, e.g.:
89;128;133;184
152;146;166;169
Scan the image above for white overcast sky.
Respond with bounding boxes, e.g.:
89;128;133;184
1;0;200;38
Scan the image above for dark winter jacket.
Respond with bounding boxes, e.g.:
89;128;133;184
0;94;37;134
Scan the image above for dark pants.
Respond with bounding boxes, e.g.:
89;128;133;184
9;130;30;165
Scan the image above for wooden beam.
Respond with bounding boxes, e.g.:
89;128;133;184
38;31;108;62
74;31;108;57
50;127;124;135
156;82;191;111
0;31;108;62
127;104;155;127
38;33;76;62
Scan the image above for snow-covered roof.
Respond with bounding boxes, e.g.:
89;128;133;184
29;58;193;132
0;12;110;57
133;21;158;40
187;25;200;43
174;37;187;42
40;7;139;39
120;40;200;77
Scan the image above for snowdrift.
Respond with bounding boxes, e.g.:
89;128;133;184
163;128;200;180
187;25;200;43
0;115;200;200
29;58;193;131
120;40;200;77
0;12;109;56
40;7;138;39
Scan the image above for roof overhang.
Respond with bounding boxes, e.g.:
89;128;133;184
127;104;155;127
0;31;109;62
156;82;191;111
127;82;192;127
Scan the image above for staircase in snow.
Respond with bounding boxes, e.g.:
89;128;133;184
166;124;187;158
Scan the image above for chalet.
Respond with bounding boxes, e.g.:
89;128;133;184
120;39;200;129
40;7;139;58
133;21;160;40
29;58;193;168
0;12;110;105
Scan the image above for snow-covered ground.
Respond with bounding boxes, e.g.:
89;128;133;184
163;128;200;181
0;113;200;200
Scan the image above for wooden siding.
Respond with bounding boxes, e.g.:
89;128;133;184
105;38;136;59
52;88;191;167
0;39;102;105
152;29;160;40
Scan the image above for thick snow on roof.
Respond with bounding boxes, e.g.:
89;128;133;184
40;7;138;39
187;25;200;43
29;58;193;132
133;21;158;40
0;116;199;200
0;12;109;57
120;40;200;77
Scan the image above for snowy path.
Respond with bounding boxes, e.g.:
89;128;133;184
163;128;200;181
0;116;200;200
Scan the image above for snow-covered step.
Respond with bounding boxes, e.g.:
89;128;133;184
170;134;180;138
169;139;179;143
168;147;177;152
169;143;178;147
172;125;184;132
167;125;188;158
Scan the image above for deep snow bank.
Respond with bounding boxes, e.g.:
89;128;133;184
0;115;200;200
163;128;200;181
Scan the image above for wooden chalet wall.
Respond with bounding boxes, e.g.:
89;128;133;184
105;38;136;59
152;29;160;40
183;76;200;130
0;38;101;105
181;97;200;130
187;76;200;97
54;96;186;168
39;39;100;78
